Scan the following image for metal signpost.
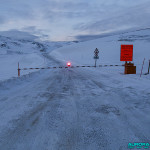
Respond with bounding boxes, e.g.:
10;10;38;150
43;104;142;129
94;48;99;67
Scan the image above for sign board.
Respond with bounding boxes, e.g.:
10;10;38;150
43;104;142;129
120;45;133;61
94;48;99;59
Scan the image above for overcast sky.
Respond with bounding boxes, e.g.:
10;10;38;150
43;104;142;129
0;0;150;41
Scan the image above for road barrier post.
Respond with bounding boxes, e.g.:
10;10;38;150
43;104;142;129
18;62;20;77
148;60;150;74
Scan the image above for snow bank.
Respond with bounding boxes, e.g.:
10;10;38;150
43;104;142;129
0;54;46;81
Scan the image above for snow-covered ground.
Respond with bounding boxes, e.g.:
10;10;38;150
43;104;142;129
0;29;150;150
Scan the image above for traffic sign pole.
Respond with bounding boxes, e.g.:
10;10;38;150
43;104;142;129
95;59;97;67
94;48;99;67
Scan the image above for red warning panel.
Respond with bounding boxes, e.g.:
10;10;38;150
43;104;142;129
120;45;133;61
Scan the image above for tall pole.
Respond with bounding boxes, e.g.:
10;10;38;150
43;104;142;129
18;62;20;77
148;60;150;74
95;59;97;67
94;48;99;67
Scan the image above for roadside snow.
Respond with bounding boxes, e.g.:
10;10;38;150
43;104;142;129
0;53;46;81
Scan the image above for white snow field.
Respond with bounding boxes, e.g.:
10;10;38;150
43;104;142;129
0;29;150;150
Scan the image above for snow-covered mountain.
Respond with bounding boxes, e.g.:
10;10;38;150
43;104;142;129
0;30;77;81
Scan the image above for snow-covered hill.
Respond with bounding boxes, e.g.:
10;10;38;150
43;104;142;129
50;28;150;75
0;31;77;81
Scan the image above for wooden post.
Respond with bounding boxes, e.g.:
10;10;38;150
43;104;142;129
18;62;20;77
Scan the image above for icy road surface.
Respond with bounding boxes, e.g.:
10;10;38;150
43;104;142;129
0;58;150;150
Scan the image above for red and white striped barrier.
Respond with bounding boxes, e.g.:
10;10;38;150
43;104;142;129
17;62;124;77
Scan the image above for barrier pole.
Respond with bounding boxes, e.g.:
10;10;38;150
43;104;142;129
18;62;20;77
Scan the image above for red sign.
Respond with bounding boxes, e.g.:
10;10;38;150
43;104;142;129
120;45;133;61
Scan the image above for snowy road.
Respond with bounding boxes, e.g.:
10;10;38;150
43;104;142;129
0;57;150;150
